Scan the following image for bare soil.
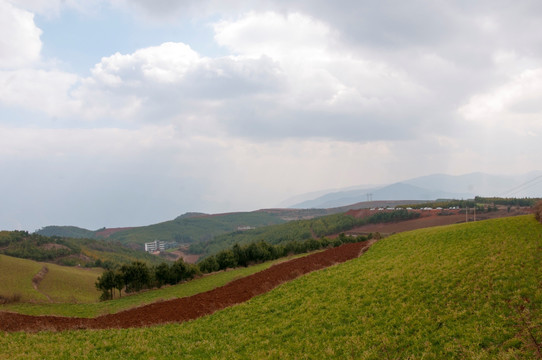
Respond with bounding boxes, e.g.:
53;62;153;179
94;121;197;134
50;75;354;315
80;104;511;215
169;249;200;264
0;241;371;333
31;266;53;303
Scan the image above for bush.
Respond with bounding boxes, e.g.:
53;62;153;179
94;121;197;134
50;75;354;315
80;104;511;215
0;293;21;304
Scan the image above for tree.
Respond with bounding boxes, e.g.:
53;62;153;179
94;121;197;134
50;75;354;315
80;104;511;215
95;270;115;301
113;270;124;298
154;262;171;288
121;261;150;293
232;243;248;267
216;249;237;269
198;256;219;273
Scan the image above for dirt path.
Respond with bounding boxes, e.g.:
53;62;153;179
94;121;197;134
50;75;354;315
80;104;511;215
0;241;371;333
31;266;53;303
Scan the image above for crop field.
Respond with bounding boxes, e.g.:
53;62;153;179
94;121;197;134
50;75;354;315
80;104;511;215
37;265;102;303
0;255;48;303
1;215;541;359
0;253;303;318
0;255;102;304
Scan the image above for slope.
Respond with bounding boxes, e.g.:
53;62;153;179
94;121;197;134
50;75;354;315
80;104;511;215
0;231;166;267
0;254;102;304
1;215;541;359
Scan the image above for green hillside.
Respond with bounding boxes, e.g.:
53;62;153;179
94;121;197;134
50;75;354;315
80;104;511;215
107;211;288;246
2;215;541;358
0;231;166;268
0;254;49;303
33;209;336;250
36;226;98;239
192;209;419;256
0;254;102;304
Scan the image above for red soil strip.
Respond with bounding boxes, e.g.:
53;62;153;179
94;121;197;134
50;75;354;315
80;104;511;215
347;213;466;235
0;241;371;333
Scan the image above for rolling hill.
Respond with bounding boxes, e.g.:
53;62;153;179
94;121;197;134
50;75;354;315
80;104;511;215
2;215;540;358
0;254;102;304
0;230;166;268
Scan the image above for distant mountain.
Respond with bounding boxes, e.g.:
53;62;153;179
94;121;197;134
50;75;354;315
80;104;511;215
291;183;471;209
287;171;542;209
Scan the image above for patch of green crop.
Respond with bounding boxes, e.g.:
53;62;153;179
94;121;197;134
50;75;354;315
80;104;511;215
0;255;47;303
38;265;102;303
2;216;541;359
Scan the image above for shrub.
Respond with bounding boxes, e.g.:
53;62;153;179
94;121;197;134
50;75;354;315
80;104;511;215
0;293;21;304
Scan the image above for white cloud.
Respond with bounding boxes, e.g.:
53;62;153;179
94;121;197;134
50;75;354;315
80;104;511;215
10;0;106;17
214;11;334;59
459;68;542;136
0;69;79;116
64;11;425;142
0;1;42;68
91;42;201;84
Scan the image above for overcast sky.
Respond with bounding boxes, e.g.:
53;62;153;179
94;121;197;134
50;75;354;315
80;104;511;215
1;0;541;231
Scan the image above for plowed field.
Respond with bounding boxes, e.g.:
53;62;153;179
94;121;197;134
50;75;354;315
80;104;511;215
0;241;371;333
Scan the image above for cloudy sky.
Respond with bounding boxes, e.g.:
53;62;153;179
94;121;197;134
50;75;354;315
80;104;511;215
1;0;541;231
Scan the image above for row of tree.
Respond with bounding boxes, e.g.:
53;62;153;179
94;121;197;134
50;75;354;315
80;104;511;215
198;233;370;274
95;258;199;300
96;232;372;300
191;210;417;256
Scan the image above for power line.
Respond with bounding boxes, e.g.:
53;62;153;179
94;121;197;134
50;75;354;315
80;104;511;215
500;175;542;197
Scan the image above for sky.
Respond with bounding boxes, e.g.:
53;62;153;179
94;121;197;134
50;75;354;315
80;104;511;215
1;0;541;231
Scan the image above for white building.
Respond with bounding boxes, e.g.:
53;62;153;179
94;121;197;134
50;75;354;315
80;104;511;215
144;240;166;252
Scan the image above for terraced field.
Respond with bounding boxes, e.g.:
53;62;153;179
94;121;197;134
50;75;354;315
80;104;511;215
1;215;541;359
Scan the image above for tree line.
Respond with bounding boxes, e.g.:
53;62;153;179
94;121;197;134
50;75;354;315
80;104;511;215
191;210;418;256
96;232;372;300
95;258;199;300
198;233;369;274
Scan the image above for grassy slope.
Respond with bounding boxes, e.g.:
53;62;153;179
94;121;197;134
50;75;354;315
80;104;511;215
38;266;102;303
0;255;48;302
0;255;102;304
2;216;541;359
0;254;304;318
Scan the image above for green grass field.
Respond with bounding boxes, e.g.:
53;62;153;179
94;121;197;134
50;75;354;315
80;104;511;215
38;265;102;303
0;254;48;303
1;215;541;359
0;255;102;304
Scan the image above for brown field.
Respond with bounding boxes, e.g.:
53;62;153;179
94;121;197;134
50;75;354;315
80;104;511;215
344;206;531;236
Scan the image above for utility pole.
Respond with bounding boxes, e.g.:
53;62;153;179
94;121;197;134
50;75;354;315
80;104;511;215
466;206;468;222
474;206;476;221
